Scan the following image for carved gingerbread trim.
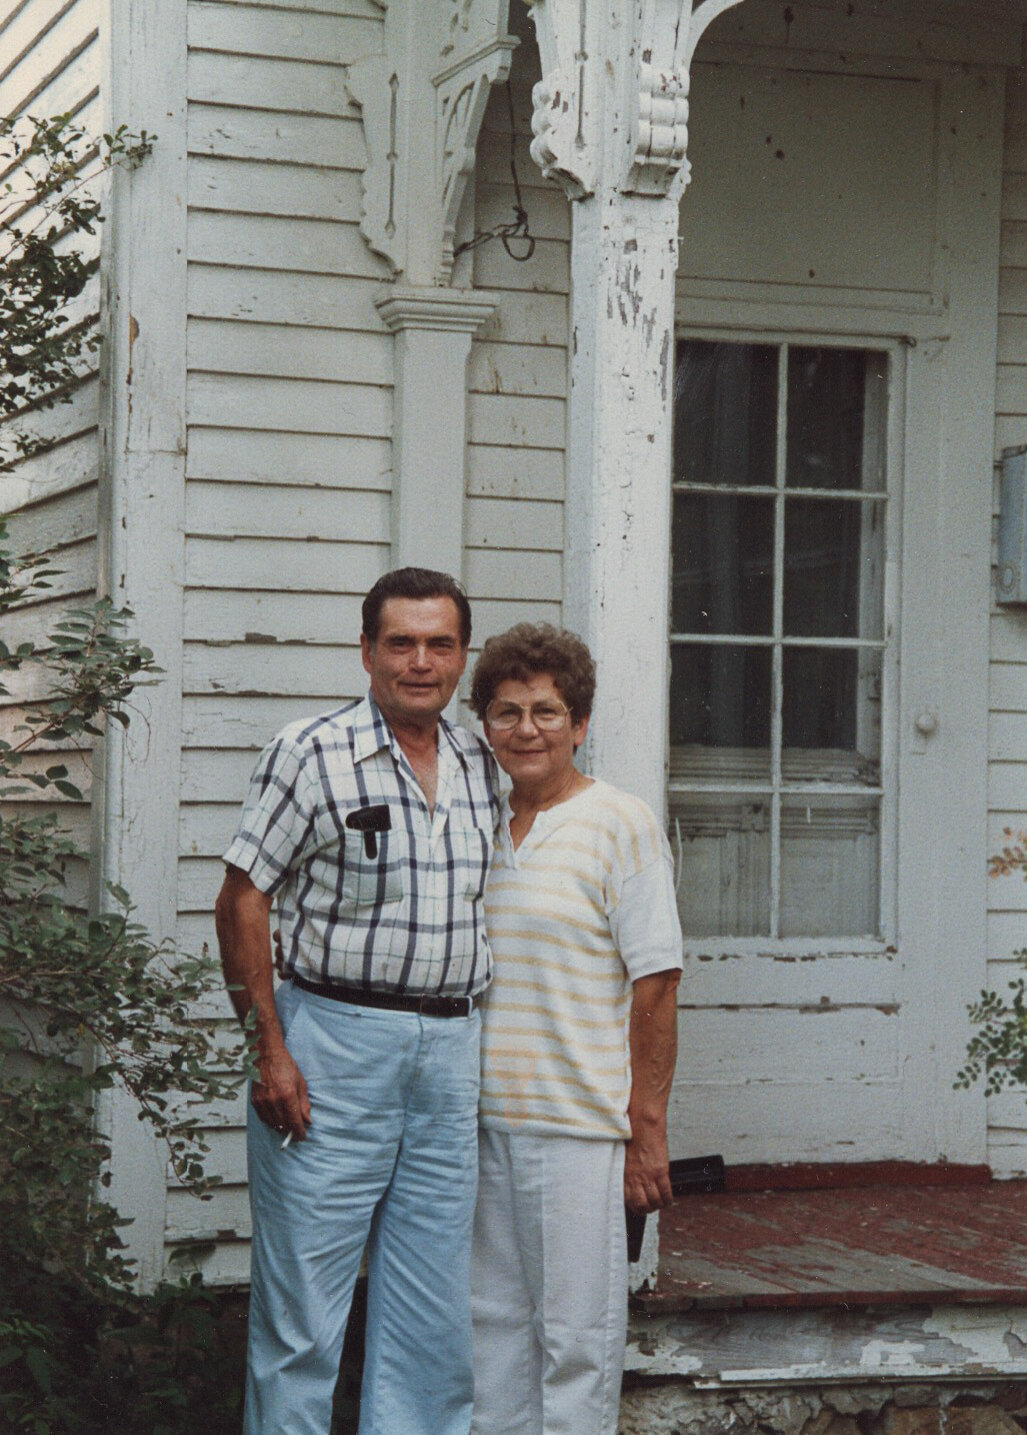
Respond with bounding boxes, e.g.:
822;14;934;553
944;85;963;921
346;0;517;285
525;0;746;202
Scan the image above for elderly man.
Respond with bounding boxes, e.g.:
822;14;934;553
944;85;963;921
215;568;498;1435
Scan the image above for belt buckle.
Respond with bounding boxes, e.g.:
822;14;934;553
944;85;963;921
418;992;467;1018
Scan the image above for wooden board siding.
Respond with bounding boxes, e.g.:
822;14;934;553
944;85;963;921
171;0;391;1281
988;66;1027;1181
464;64;567;671
0;1;103;916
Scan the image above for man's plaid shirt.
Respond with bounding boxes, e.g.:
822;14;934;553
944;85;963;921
223;694;500;997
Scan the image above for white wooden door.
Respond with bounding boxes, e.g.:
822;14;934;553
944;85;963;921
665;57;1003;1167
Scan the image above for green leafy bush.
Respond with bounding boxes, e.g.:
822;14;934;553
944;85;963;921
1;112;247;1433
956;830;1027;1097
1;111;152;471
0;528;250;1432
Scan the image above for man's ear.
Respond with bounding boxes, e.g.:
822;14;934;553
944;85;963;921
360;632;373;674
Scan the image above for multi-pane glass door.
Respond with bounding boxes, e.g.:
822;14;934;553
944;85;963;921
669;339;892;940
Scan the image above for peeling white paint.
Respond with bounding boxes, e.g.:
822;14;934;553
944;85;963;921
923;1307;1027;1367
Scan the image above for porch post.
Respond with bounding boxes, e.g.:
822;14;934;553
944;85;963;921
525;0;745;815
375;288;498;578
524;0;745;1284
95;0;188;1291
349;1;517;590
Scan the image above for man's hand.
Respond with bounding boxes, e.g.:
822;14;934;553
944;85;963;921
216;865;313;1141
625;968;680;1215
251;1043;312;1142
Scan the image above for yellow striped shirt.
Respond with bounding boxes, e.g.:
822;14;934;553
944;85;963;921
480;779;683;1140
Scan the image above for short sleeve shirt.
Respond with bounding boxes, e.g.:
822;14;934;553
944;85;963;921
223;694;500;997
479;779;683;1139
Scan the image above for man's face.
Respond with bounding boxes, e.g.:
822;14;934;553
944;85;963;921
360;596;468;727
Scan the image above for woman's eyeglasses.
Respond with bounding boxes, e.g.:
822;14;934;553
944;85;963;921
485;700;571;731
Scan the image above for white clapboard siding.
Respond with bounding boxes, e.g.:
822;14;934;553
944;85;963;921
189;265;383;330
188;157;363;223
0;0;99;113
188;319;390;387
187;0;378;66
180;803;242;862
174;0;390;1276
185;537;388;592
187;428;390;493
186;372;390;437
670;1078;908;1166
183;588;363;644
182;747;277;804
2;482;97;556
183;642;366;699
467;392;566;455
188;50;356;119
183;693;352;748
179;856;244;914
464;496;563;553
987;66;1027;1174
1;375;100;478
0;0;102;926
187;103;366;171
188;211;385;282
2;432;100;513
185;481;390;541
466;444;563;501
2;45;97;124
465;65;568;642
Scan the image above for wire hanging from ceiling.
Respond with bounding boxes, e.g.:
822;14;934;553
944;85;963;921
454;80;536;263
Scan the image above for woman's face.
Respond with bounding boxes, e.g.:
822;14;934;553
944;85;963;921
484;672;589;792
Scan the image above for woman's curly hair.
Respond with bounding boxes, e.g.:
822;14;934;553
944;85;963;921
469;623;596;724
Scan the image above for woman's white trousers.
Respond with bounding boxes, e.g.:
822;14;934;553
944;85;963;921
471;1127;627;1435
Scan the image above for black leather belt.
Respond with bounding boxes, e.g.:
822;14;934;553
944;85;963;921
290;972;479;1018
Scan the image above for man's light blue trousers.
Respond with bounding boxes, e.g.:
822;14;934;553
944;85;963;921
244;982;482;1435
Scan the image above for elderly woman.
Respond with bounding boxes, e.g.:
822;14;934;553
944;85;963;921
468;623;683;1435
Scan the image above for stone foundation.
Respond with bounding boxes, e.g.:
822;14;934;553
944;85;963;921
617;1381;1027;1435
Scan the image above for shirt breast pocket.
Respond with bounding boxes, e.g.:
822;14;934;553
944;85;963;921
449;823;490;902
340;828;405;907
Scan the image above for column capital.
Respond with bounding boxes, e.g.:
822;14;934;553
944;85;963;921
525;0;747;201
375;285;500;334
347;1;518;285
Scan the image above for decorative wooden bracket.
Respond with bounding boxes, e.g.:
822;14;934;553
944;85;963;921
525;0;747;201
346;0;518;284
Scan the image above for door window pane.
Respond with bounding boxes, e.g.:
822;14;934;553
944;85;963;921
780;796;880;938
786;347;886;491
671;643;772;754
672;493;774;635
784;499;865;638
782;647;881;768
670;794;771;937
674;341;778;487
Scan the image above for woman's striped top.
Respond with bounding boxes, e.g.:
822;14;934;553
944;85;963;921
479;778;683;1141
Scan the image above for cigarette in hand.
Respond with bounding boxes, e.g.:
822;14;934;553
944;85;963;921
280;1132;293;1150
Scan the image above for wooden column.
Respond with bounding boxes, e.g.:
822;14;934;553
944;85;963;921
563;195;681;814
94;0;188;1290
525;0;745;1282
376;288;498;580
526;0;745;817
